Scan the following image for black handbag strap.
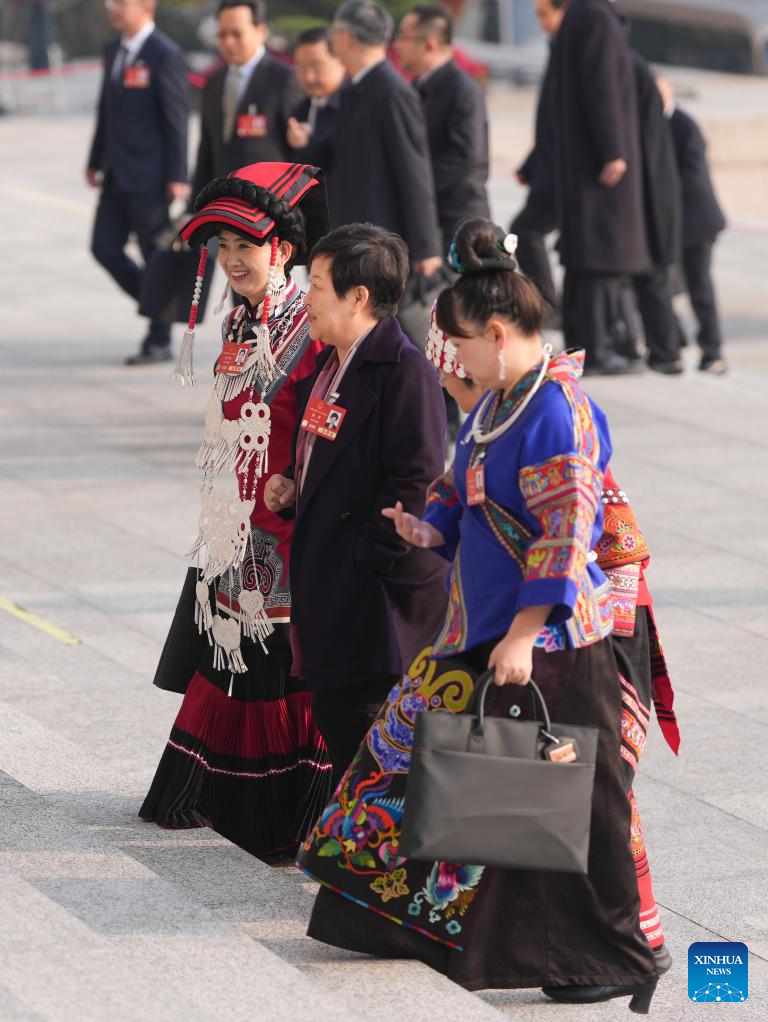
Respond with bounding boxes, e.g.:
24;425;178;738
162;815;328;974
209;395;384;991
467;669;552;734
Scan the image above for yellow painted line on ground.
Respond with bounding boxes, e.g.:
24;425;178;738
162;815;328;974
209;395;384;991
0;596;81;646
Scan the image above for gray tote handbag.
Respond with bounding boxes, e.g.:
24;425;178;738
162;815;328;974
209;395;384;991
399;671;599;873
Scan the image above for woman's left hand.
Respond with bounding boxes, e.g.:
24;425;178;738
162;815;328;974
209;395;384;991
488;635;533;686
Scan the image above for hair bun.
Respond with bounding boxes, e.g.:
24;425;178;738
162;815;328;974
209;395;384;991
449;218;518;275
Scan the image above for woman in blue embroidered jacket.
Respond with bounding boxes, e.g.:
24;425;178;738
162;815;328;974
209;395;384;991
299;219;659;1012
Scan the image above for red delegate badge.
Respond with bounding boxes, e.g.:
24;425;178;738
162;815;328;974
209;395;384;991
123;65;151;89
466;463;486;506
301;397;347;441
237;113;268;138
216;342;253;375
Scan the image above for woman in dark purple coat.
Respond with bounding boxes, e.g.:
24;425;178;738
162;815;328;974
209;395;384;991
264;223;448;784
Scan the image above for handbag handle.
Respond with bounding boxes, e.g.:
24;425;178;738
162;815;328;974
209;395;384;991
467;669;552;734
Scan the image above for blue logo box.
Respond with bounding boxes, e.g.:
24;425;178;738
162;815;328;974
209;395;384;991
688;942;748;1002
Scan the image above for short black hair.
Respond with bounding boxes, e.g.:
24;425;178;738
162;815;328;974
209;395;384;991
407;4;453;45
295;26;331;49
332;1;394;47
216;0;267;26
310;223;408;319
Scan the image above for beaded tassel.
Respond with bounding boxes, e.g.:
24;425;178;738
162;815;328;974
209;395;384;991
253;237;283;387
213;279;230;315
172;247;209;387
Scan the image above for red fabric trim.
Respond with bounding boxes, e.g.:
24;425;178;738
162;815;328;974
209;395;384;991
646;606;681;755
174;672;326;759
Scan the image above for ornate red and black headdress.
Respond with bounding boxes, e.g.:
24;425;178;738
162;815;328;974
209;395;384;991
173;162;329;386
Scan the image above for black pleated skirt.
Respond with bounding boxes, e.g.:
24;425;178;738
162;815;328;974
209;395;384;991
140;570;331;858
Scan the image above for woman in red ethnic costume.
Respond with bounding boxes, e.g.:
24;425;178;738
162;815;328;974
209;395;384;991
426;294;680;975
139;163;333;859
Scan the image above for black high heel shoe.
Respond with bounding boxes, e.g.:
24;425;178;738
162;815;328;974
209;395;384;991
542;979;658;1014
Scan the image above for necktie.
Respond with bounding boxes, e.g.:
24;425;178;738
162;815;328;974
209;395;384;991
111;43;130;83
307;99;320;132
222;66;242;143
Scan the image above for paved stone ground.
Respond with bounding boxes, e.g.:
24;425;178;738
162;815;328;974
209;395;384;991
1;112;767;1021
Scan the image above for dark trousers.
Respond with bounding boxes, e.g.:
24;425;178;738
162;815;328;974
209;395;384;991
510;197;558;310
91;181;171;348
311;674;398;788
682;240;723;360
632;266;681;365
562;270;622;368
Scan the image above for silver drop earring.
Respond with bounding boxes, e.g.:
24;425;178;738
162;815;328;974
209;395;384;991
498;350;507;383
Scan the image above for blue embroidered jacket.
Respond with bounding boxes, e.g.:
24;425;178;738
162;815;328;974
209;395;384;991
424;351;614;655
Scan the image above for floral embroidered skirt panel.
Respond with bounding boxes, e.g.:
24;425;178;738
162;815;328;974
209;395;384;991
299;639;658;990
140;569;332;858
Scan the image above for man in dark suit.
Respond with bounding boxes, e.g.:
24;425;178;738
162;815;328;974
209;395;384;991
264;224;447;784
631;53;684;374
394;4;490;255
509;0;566;310
87;0;189;365
286;27;346;169
190;0;302;202
551;0;650;375
325;1;442;282
658;79;728;375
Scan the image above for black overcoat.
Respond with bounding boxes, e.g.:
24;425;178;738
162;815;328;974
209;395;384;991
515;48;557;233
670;107;727;246
285;316;449;689
88;30;189;193
190;53;303;200
551;0;650;274
415;59;490;241
634;53;682;268
323;61;441;262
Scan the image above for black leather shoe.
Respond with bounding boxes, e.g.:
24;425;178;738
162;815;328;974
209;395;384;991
583;354;645;377
542;979;658;1014
124;346;173;366
653;942;673;975
648;358;684;375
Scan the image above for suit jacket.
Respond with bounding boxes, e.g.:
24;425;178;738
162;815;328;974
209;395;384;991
634;53;682;268
286;316;449;689
191;53;303;201
88;29;188;193
324;61;441;262
288;87;345;169
670;107;726;246
551;0;650;274
415;59;490;242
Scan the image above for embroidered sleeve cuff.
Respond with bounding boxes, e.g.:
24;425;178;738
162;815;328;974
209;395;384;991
516;578;578;626
423;502;461;559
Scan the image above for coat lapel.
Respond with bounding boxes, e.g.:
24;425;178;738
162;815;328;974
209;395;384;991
239;53;272;115
297;362;378;513
296;318;405;511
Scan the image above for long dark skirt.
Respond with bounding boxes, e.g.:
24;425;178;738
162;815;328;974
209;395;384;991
299;639;658;990
140;570;331;859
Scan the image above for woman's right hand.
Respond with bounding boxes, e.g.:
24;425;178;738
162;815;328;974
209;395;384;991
264;474;296;511
381;501;444;548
